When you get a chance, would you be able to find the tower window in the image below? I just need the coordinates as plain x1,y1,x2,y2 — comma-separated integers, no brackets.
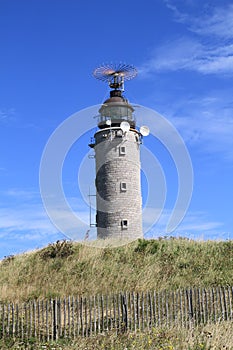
120,182,127,192
121,220,128,229
119,146,126,155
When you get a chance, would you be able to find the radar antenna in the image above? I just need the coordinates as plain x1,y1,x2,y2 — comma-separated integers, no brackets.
93,63,137,91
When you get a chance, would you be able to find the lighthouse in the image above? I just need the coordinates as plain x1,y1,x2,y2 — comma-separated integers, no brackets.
90,64,148,240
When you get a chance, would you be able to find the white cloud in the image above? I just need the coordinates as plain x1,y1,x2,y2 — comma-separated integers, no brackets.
161,94,233,159
189,5,233,39
164,1,233,39
0,189,94,243
0,189,97,259
0,206,58,234
139,3,233,159
163,0,190,24
144,208,227,240
197,53,233,74
0,108,15,124
141,3,233,75
140,37,233,75
0,189,53,234
3,188,39,200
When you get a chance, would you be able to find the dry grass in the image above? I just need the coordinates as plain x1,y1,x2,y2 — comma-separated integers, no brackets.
0,238,233,349
0,238,233,303
0,322,232,349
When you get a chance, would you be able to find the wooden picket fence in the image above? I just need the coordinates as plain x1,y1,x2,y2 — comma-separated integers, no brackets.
0,287,232,341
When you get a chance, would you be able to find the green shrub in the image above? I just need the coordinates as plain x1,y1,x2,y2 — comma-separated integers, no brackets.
39,240,74,260
134,238,159,254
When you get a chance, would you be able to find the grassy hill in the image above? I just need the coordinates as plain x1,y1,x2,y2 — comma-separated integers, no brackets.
1,237,233,349
1,237,233,303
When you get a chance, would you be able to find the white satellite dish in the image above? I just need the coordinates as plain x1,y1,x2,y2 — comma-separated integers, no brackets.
106,119,111,126
120,121,130,133
140,125,150,136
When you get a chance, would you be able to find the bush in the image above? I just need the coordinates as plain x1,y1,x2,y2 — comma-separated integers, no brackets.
39,240,74,260
134,239,159,254
2,255,15,265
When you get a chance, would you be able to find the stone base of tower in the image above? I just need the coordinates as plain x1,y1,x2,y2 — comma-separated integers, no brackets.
96,211,143,240
97,229,143,241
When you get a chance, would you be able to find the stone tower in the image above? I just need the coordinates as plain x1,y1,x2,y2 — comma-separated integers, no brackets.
91,64,144,240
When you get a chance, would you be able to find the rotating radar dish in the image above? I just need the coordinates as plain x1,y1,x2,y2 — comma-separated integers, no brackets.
93,63,137,91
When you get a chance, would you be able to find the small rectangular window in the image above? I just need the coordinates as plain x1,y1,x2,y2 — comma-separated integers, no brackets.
121,219,128,229
119,146,126,155
120,182,127,192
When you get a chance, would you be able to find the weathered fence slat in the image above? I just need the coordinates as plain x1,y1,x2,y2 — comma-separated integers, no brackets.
148,291,152,329
153,291,157,326
157,291,161,326
75,297,79,337
228,287,233,321
2,304,5,337
37,300,40,341
1,287,233,341
16,303,19,337
113,294,116,331
222,287,228,321
97,295,101,334
165,290,169,327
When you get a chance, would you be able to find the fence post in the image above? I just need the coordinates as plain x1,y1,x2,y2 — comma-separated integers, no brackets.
218,286,224,321
153,291,157,327
37,300,40,341
186,289,194,328
80,297,84,337
149,292,153,329
16,304,19,339
171,291,175,325
75,297,80,337
113,294,117,333
33,300,37,338
68,296,71,338
1,287,233,342
121,293,127,332
141,292,144,330
101,295,104,333
165,291,169,327
228,287,233,320
109,294,113,331
97,295,101,334
145,292,149,331
89,296,92,336
106,295,109,332
222,287,228,321
136,292,140,330
132,292,136,332
215,287,219,321
53,299,57,340
93,295,97,335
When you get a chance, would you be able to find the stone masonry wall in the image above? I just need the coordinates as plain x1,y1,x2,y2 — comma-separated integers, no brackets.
94,128,143,239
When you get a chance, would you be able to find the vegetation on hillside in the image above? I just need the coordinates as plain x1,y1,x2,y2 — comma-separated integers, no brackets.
0,237,233,303
0,322,233,349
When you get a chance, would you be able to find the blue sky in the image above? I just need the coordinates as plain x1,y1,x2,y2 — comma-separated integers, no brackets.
1,0,233,259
